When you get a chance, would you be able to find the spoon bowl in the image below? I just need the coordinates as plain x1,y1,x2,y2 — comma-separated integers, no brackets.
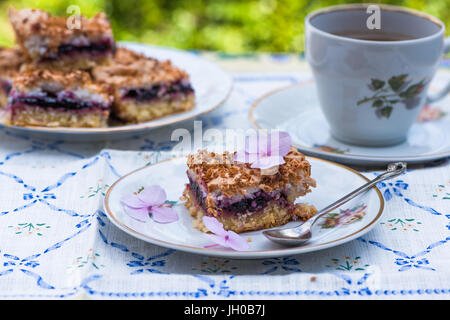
263,226,312,246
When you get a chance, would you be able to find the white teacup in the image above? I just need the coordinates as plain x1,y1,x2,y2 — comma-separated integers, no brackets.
305,4,450,147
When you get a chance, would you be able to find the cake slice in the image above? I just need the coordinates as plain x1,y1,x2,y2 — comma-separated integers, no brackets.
0,47,25,108
6,68,112,127
9,7,115,70
92,47,195,123
183,148,317,234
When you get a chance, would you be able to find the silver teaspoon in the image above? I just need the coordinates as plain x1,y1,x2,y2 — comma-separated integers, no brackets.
262,162,407,246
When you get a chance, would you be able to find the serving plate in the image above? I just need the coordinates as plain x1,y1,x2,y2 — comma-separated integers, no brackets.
103,156,384,259
1,42,233,141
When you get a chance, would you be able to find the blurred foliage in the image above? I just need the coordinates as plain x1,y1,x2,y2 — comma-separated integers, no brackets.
0,0,449,53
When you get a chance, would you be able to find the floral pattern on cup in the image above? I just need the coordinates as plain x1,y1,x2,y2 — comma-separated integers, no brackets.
416,105,446,123
357,74,427,119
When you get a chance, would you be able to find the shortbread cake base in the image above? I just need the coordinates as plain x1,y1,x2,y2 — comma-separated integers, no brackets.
10,106,109,128
183,187,317,234
32,56,113,71
0,90,8,108
113,94,195,123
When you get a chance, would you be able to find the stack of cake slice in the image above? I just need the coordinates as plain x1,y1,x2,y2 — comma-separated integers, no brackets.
1,7,195,128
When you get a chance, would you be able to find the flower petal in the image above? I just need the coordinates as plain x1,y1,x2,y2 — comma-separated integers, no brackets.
123,206,151,222
269,131,292,157
226,231,250,251
202,217,249,251
202,216,227,236
233,150,250,163
250,155,285,170
137,185,167,206
205,234,229,248
120,194,147,208
245,134,263,154
150,206,179,223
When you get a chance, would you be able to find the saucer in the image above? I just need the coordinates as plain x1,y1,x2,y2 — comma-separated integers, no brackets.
250,81,450,166
104,156,383,259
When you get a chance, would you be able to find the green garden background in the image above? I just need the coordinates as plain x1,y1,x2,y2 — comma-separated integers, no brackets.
1,0,449,53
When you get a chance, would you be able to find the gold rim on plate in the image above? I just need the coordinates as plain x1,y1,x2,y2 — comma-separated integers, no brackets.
103,155,384,256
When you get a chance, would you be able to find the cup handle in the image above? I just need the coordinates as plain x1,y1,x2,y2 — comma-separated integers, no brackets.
426,37,450,103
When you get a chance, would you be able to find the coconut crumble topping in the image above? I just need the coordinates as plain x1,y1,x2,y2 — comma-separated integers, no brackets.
9,7,114,51
186,147,316,197
92,48,190,87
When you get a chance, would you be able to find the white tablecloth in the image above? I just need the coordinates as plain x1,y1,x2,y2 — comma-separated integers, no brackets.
0,55,449,299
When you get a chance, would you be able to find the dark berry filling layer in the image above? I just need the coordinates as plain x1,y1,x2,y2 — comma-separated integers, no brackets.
0,79,11,95
188,175,207,209
217,191,288,215
58,38,116,56
122,80,194,102
40,38,115,61
10,91,109,111
187,175,288,216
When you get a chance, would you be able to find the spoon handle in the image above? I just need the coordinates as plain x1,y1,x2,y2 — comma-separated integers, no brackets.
304,162,407,228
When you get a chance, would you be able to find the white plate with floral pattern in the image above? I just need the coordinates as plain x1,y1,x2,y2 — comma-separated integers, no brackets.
250,80,450,166
103,156,384,259
1,42,232,141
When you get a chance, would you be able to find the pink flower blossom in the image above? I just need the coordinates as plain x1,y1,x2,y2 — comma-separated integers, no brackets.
234,131,292,169
202,216,249,251
120,185,178,223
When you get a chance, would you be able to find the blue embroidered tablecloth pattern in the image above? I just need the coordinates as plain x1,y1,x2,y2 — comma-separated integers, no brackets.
0,54,449,299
